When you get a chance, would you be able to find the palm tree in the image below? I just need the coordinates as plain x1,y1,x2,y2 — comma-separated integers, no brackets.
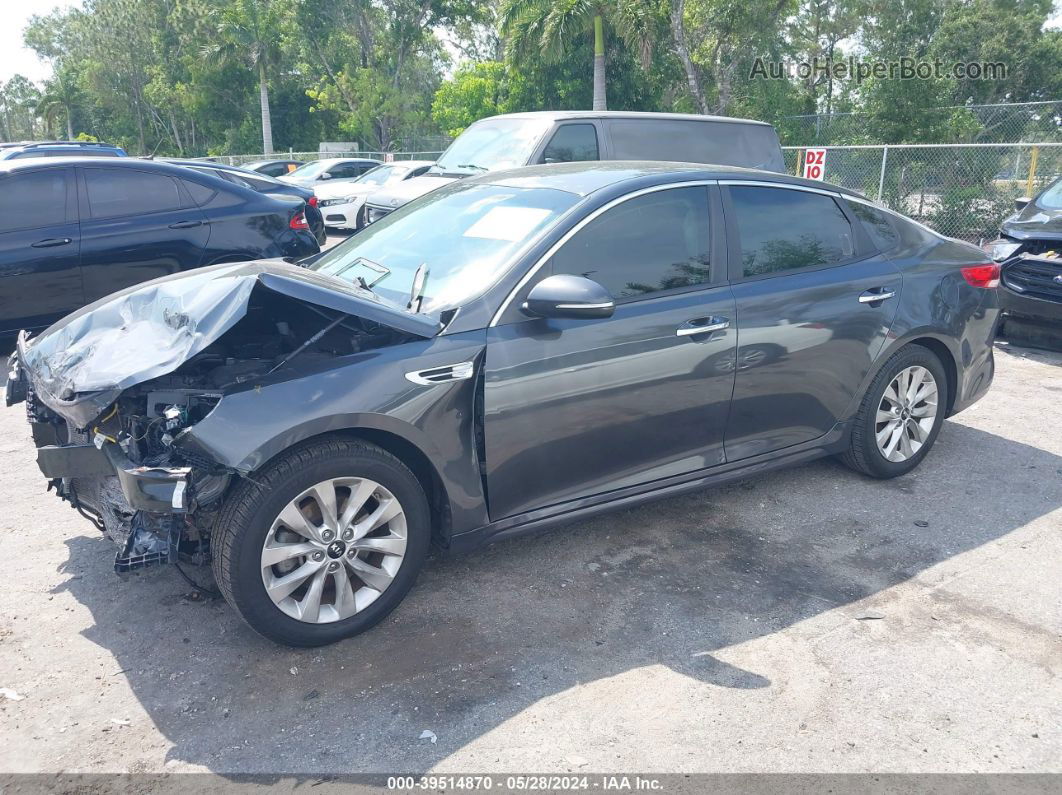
205,0,286,153
500,0,655,111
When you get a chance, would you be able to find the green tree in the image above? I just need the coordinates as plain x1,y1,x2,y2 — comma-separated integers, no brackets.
499,0,657,110
206,0,291,153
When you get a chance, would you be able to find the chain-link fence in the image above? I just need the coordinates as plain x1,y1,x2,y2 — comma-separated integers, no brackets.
784,143,1062,242
777,100,1062,146
208,150,445,167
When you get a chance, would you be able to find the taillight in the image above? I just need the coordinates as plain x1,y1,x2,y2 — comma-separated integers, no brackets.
307,196,318,208
960,263,1000,288
289,210,309,230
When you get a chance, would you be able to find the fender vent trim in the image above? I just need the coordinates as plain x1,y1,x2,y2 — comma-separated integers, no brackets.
405,361,475,386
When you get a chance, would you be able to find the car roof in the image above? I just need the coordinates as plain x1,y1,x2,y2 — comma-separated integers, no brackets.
0,156,221,179
383,160,435,169
471,161,864,199
311,157,383,166
482,110,775,128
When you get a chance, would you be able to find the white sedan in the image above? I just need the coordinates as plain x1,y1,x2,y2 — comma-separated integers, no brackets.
316,160,435,230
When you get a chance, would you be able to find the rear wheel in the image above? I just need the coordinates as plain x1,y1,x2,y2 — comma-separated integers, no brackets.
840,345,949,478
211,438,430,646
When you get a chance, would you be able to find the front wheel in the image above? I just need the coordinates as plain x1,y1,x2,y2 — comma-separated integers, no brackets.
840,345,949,478
211,438,430,647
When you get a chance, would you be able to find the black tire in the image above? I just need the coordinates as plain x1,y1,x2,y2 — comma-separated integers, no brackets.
840,344,949,479
211,437,430,647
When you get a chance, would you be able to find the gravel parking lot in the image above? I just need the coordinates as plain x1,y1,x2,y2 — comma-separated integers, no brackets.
0,340,1059,775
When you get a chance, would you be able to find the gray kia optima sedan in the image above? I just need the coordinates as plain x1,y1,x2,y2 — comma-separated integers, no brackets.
7,162,1000,647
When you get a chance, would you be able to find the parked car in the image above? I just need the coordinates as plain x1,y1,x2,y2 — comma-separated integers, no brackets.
983,178,1062,348
163,159,327,245
278,157,383,189
0,141,127,160
0,157,319,334
242,159,305,177
7,162,999,647
316,160,434,231
362,110,785,225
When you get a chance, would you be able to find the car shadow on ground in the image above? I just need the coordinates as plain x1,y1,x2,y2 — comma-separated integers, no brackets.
52,419,1062,773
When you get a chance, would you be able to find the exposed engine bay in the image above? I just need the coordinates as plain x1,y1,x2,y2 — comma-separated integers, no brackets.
21,282,418,574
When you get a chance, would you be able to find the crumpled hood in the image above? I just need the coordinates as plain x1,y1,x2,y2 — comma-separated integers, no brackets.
19,259,440,427
1001,204,1062,241
365,174,458,209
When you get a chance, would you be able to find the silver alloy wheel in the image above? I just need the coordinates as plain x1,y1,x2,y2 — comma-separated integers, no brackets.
875,365,939,463
260,477,407,623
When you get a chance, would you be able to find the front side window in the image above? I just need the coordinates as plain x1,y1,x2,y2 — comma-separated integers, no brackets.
85,169,182,218
729,186,854,278
0,170,69,231
310,182,577,314
551,187,711,300
541,124,599,163
327,163,362,179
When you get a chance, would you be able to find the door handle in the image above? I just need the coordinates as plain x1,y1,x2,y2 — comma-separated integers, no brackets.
676,317,730,336
858,288,896,304
31,237,72,248
168,220,203,229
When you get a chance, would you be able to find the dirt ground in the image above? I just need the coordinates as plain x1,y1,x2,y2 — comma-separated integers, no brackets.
0,341,1059,775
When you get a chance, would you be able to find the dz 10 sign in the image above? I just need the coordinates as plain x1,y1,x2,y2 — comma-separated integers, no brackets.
803,148,827,180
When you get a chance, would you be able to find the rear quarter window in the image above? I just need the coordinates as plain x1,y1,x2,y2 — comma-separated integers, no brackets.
846,200,899,253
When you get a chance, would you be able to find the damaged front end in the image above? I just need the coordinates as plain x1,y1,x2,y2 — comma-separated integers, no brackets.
7,260,438,574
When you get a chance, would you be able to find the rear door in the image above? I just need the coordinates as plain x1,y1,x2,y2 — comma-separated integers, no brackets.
720,182,902,461
77,165,210,303
0,166,82,332
483,184,736,520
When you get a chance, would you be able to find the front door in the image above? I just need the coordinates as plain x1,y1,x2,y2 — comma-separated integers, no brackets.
483,184,737,520
721,183,902,461
0,166,82,332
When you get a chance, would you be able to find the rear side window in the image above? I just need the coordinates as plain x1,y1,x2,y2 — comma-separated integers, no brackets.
608,120,784,171
846,200,899,253
728,186,854,277
85,168,182,218
541,124,599,163
0,170,69,231
551,186,711,299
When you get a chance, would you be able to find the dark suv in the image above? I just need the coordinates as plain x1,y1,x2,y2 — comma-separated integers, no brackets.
0,157,319,334
0,141,127,160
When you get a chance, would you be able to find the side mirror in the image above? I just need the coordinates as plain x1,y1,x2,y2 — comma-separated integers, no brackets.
319,172,333,180
522,274,614,320
1014,196,1031,212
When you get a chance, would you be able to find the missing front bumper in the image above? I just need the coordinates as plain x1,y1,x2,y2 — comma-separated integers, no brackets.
36,442,191,513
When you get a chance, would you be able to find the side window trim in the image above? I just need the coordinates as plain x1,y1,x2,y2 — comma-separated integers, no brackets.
490,180,720,327
720,181,872,283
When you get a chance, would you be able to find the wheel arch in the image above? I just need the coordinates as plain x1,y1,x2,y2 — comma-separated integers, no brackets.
850,331,961,422
235,418,454,546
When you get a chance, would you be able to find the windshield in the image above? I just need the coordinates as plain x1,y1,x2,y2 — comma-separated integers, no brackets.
287,160,331,179
1036,178,1062,210
309,182,578,313
355,165,407,187
431,118,552,177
